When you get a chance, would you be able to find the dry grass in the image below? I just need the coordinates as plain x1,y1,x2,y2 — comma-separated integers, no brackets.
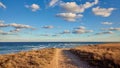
0,48,56,68
70,43,120,68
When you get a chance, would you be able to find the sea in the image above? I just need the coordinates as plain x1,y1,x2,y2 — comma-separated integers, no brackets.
0,42,106,54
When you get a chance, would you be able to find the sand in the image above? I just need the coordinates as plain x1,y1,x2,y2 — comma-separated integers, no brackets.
0,43,120,68
70,43,120,68
56,49,94,68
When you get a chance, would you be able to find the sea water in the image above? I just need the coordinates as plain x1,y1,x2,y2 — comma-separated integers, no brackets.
0,42,105,54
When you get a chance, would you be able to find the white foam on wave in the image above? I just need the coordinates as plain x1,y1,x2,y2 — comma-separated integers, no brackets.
31,46,46,50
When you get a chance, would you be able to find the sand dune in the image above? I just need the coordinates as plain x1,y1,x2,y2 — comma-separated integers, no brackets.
70,43,120,68
0,43,120,68
0,48,56,68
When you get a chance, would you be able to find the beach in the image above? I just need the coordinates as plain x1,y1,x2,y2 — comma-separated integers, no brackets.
0,43,120,68
0,0,120,68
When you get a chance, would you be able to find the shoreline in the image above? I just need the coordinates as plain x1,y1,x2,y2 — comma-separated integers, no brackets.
0,43,120,68
0,42,109,55
0,43,119,55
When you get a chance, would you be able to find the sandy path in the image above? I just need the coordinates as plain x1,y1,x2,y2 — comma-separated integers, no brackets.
55,49,95,68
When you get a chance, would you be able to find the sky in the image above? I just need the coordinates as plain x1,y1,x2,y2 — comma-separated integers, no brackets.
0,0,120,42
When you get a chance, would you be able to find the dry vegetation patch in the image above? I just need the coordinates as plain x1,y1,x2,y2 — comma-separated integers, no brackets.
70,43,120,68
0,48,56,68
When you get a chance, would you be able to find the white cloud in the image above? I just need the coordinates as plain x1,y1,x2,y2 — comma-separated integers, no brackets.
102,27,120,31
49,0,59,7
84,0,98,8
56,13,83,22
75,26,86,30
0,31,17,35
10,28,21,33
60,0,98,13
57,0,98,22
42,25,54,29
0,21,34,30
73,29,93,34
72,26,93,34
25,4,40,12
10,23,32,29
0,2,6,9
92,7,115,17
61,30,70,34
0,21,35,35
95,31,113,35
102,22,112,25
0,21,9,27
94,0,99,4
60,2,84,13
0,30,10,35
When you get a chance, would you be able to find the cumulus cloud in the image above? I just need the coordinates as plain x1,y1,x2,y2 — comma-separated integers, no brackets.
102,22,112,25
74,26,86,30
25,4,40,12
60,0,98,13
57,0,98,22
10,28,21,33
0,31,17,35
0,20,35,35
0,2,6,9
10,23,33,29
92,7,115,17
95,31,113,35
49,0,59,7
72,26,93,34
39,34,60,37
0,21,34,29
102,27,120,31
61,30,70,34
0,21,9,27
56,13,83,22
0,30,11,35
42,25,54,29
73,29,93,34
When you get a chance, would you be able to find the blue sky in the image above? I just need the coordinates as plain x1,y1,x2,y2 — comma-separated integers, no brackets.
0,0,120,42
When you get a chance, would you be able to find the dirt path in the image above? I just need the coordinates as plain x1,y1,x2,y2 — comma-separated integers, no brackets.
55,49,95,68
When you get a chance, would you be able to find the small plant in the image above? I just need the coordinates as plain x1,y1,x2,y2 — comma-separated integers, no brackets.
0,48,56,68
70,43,120,68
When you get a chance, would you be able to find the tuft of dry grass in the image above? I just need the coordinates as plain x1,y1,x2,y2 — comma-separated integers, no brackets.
70,43,120,68
0,48,56,68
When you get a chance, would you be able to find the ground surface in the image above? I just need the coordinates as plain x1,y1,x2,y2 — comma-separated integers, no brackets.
70,43,120,68
1,43,119,68
55,49,94,68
